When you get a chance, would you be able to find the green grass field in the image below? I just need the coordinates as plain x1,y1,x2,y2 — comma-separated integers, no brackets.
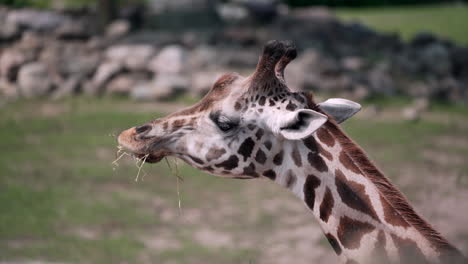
1,97,467,263
336,4,468,45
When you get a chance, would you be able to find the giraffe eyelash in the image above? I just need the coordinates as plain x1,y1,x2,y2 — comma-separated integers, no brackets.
209,111,239,132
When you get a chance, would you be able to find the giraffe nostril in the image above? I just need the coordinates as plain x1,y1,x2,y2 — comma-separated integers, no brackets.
135,124,152,134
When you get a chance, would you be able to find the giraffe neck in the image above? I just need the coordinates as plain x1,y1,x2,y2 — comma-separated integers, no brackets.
269,121,464,264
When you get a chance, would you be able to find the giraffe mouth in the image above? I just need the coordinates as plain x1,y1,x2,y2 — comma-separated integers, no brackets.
135,152,166,164
117,127,168,164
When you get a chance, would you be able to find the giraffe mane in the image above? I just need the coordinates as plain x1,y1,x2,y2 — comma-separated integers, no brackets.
303,91,464,260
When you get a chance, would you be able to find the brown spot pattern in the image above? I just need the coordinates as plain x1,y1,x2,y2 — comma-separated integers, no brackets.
234,102,242,110
303,135,319,153
205,146,227,162
337,216,375,249
171,119,185,132
286,102,297,111
255,129,264,140
320,187,334,223
317,128,335,147
273,150,284,165
318,144,333,161
215,155,239,170
391,234,427,263
238,137,255,161
291,145,302,167
339,151,361,174
255,149,267,164
247,124,256,130
243,163,259,178
373,231,390,263
307,152,328,172
264,141,272,150
259,96,266,106
325,233,342,255
380,194,410,228
188,155,204,165
335,169,379,221
285,170,297,189
263,170,276,180
304,174,321,210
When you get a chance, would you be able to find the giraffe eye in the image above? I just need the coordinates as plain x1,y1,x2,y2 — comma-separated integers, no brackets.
210,111,238,132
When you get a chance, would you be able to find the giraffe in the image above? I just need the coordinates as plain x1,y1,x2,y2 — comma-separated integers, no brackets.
117,40,467,264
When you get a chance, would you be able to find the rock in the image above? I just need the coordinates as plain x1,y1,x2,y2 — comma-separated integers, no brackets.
290,7,335,21
148,45,187,74
216,3,249,23
17,62,52,97
450,47,468,78
0,48,33,81
407,81,430,97
341,56,363,71
105,44,155,71
368,62,394,95
410,32,438,47
91,62,124,94
420,43,451,76
106,20,131,39
188,45,218,70
0,20,20,41
61,54,100,77
402,98,429,122
284,49,322,91
6,9,68,32
51,75,82,100
352,84,371,100
222,49,258,68
18,31,44,52
191,71,224,95
131,74,189,101
402,107,421,122
106,73,148,95
55,19,90,40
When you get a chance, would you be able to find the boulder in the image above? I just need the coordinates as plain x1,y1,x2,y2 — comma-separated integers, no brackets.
105,44,156,71
6,9,69,32
367,62,394,95
148,45,187,74
341,56,363,72
17,62,52,97
60,53,100,77
0,20,20,41
420,43,451,76
0,48,32,81
106,73,148,95
51,75,82,100
91,61,124,94
55,19,90,40
131,74,188,101
188,45,218,70
191,71,224,95
106,20,131,39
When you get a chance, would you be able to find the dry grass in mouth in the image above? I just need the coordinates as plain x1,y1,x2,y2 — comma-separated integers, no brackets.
112,145,183,210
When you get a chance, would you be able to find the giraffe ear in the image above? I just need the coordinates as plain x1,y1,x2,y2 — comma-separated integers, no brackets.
277,109,328,140
318,98,361,124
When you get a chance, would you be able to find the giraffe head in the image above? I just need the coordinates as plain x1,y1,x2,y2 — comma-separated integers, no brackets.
118,40,361,178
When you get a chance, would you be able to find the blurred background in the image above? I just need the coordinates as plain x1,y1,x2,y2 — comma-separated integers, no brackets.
1,0,468,263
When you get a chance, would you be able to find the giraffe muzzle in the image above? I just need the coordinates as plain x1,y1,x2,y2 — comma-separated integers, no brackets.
117,126,168,164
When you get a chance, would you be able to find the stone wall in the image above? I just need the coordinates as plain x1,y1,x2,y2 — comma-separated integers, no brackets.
1,6,467,104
